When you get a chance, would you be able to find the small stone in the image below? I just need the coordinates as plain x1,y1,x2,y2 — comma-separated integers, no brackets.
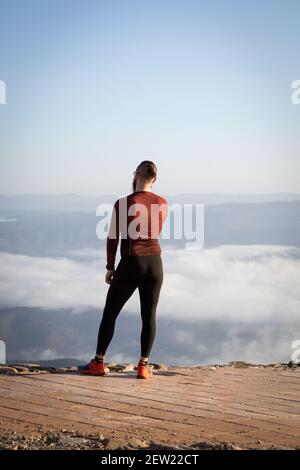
10,363,40,368
150,363,168,371
0,366,19,375
106,362,117,369
111,363,135,372
121,364,135,372
288,360,300,368
128,438,148,449
9,365,30,373
53,368,68,374
65,367,78,373
228,361,253,369
102,437,128,450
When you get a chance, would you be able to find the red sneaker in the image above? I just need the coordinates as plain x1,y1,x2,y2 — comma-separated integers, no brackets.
78,359,108,376
136,362,153,379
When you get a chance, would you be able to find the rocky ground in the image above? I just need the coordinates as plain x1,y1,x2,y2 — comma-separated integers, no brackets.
1,360,299,377
0,429,245,450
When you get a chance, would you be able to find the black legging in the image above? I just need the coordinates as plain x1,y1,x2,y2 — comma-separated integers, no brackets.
96,254,164,358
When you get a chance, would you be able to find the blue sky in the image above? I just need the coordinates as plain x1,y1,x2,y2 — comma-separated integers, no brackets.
0,0,299,195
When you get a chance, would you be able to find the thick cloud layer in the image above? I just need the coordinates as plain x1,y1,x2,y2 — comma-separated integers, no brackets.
161,245,300,323
1,245,299,323
1,245,299,365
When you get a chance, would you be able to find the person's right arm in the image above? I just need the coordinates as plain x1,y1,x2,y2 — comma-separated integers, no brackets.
105,199,120,284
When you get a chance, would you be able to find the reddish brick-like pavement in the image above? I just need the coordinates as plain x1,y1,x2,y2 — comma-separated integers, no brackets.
0,365,300,449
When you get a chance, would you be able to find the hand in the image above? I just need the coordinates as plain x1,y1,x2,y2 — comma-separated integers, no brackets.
105,269,115,285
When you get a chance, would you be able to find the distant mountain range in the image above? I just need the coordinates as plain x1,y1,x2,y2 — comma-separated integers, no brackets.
0,193,300,212
8,358,85,368
0,200,299,256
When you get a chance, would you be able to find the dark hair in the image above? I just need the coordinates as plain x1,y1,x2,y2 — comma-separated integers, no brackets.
136,160,157,180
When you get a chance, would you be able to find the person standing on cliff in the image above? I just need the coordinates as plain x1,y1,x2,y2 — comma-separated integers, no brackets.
79,161,168,379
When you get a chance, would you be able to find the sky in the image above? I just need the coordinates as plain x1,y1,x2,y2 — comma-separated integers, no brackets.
0,0,299,195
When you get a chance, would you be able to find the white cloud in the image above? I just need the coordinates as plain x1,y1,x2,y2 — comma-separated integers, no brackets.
0,217,17,223
160,245,300,323
0,252,107,309
0,245,299,327
174,330,194,344
209,324,300,364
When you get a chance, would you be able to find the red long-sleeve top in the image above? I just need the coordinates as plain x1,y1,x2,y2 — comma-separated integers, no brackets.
106,191,168,270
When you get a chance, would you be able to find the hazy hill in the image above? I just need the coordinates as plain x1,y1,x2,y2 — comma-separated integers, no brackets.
0,193,300,212
0,201,299,257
